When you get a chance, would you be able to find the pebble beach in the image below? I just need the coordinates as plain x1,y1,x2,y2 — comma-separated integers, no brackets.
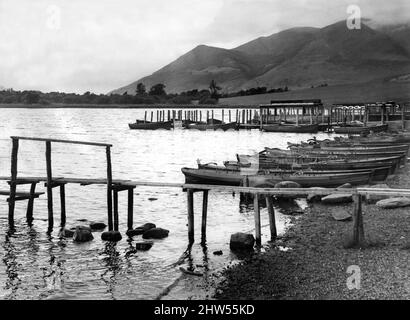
214,168,410,300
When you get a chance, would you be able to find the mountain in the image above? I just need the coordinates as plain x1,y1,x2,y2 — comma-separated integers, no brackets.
375,23,410,54
111,21,410,94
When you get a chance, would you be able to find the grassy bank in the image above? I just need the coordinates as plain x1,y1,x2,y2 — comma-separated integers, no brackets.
220,80,410,106
215,169,410,300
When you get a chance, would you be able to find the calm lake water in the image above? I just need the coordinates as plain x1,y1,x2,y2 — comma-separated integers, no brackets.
0,108,333,300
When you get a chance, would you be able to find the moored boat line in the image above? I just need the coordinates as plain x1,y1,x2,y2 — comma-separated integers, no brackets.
182,132,410,187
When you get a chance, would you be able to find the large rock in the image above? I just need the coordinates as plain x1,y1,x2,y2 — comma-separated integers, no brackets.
73,226,94,242
274,181,301,189
376,197,410,209
331,210,352,221
321,194,353,204
101,231,122,242
365,184,391,204
230,233,255,250
89,222,107,231
274,181,302,199
142,228,169,239
126,223,156,237
135,241,154,251
59,228,75,238
307,187,328,203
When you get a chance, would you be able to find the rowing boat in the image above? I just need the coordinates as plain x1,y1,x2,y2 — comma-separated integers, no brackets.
261,123,319,133
185,122,239,131
333,124,388,134
128,120,174,130
181,167,373,187
201,163,390,182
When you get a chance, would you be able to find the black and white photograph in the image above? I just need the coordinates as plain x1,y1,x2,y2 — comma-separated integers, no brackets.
0,0,409,307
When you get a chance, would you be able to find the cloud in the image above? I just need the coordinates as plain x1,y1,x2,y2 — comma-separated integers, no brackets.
0,0,408,93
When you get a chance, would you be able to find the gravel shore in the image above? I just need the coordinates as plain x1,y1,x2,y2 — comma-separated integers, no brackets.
215,169,410,300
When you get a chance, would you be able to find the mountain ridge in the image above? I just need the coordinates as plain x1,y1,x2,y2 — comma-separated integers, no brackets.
111,20,410,95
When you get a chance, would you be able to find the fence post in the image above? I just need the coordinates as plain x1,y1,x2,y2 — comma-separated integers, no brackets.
60,184,66,227
351,193,365,247
106,146,113,231
187,189,194,244
8,138,19,229
254,193,261,245
265,195,277,240
45,141,54,232
201,190,209,244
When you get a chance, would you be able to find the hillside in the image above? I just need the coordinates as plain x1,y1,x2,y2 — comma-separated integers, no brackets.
111,20,410,95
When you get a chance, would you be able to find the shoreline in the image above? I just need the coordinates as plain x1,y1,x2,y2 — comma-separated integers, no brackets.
0,103,259,109
213,169,410,300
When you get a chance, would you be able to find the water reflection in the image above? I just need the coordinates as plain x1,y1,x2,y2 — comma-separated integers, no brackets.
2,234,21,299
100,242,122,299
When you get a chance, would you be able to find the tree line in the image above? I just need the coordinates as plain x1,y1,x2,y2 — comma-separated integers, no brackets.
0,80,289,105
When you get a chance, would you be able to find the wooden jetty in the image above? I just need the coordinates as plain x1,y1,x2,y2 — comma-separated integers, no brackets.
1,136,408,249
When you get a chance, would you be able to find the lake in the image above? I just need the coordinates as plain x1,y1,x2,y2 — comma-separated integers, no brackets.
0,108,333,300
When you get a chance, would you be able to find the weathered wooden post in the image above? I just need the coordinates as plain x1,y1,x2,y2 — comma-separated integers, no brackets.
187,189,194,244
127,187,134,231
265,195,277,240
60,183,66,227
113,189,119,231
26,182,37,225
144,111,147,123
229,110,231,123
253,193,261,246
351,193,365,247
8,137,19,228
222,109,225,123
150,111,153,122
45,141,54,232
201,190,208,244
106,146,113,231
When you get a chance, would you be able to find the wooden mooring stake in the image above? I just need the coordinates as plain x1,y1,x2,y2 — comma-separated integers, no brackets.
45,141,54,232
106,146,114,231
265,195,277,240
8,138,19,229
253,193,261,245
187,189,194,244
351,193,365,247
201,190,208,244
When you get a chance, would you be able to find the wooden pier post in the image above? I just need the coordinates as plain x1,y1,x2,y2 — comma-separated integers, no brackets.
351,193,365,247
26,182,37,225
201,190,208,244
106,146,113,231
144,111,147,123
150,111,153,122
187,189,194,244
8,138,19,228
127,187,134,231
45,141,54,232
253,193,261,246
229,110,231,123
113,189,119,231
60,184,66,227
265,195,277,240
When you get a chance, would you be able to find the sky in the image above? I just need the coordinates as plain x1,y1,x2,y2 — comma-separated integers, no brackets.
0,0,409,94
